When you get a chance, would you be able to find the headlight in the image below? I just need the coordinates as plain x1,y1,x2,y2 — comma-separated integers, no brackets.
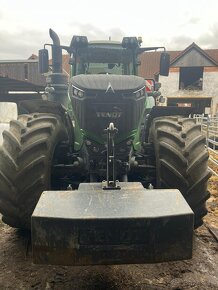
72,86,85,98
133,86,145,98
85,139,92,146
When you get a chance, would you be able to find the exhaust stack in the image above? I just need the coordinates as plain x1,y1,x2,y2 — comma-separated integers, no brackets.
49,28,62,73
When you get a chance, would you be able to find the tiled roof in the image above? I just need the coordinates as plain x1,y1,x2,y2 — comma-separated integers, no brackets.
204,49,218,63
138,51,180,78
28,54,38,60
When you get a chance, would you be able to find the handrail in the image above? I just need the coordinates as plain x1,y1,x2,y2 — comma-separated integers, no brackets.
194,114,218,177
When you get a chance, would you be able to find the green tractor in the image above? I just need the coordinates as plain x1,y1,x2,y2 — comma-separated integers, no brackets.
0,29,211,265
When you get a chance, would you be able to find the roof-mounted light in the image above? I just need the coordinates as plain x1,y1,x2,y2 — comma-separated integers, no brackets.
122,37,139,49
70,35,88,49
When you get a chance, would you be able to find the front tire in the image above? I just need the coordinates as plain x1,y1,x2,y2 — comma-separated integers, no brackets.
0,113,69,229
149,116,211,228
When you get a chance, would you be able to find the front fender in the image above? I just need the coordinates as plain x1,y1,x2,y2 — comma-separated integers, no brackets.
144,106,193,142
18,99,67,116
18,99,74,146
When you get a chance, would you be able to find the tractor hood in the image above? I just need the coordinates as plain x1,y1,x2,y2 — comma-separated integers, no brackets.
70,74,145,93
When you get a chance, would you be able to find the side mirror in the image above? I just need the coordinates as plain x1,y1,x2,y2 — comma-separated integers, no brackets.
160,52,170,76
38,49,49,74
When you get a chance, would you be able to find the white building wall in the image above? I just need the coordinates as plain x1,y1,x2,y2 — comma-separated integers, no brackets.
159,72,179,97
203,72,218,116
159,71,218,116
0,102,18,145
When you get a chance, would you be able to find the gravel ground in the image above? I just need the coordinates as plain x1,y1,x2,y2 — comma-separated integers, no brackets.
0,177,217,290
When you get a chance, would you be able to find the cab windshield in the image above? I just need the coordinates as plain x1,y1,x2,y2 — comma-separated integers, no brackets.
73,46,134,75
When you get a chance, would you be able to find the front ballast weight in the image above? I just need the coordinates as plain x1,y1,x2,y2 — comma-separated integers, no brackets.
32,183,194,266
31,121,194,266
102,122,121,190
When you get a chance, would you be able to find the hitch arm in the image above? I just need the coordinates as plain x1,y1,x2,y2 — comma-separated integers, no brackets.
102,123,120,190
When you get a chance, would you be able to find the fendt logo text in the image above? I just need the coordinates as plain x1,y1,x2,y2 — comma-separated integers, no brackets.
96,111,122,118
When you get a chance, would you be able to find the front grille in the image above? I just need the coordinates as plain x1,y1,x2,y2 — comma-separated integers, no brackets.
71,93,145,141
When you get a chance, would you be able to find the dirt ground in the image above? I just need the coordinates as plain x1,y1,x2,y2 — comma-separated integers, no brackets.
0,177,217,290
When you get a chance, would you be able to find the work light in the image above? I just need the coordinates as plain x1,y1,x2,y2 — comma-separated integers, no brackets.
122,37,139,49
70,35,88,49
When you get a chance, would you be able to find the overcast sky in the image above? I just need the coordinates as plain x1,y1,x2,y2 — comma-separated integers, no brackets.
1,0,218,59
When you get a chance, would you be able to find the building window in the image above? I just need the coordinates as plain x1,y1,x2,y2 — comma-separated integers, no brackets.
24,63,28,80
179,67,203,90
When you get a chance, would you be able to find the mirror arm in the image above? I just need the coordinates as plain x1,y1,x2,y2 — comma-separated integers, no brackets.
44,43,71,53
137,46,166,55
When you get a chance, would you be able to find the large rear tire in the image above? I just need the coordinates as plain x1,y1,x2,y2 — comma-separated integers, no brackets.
149,116,211,228
0,113,69,229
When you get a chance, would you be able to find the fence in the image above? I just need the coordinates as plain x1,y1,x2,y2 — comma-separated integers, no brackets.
195,115,218,177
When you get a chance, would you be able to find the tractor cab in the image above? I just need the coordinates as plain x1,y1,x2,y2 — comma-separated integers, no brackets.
70,40,134,76
68,36,170,77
